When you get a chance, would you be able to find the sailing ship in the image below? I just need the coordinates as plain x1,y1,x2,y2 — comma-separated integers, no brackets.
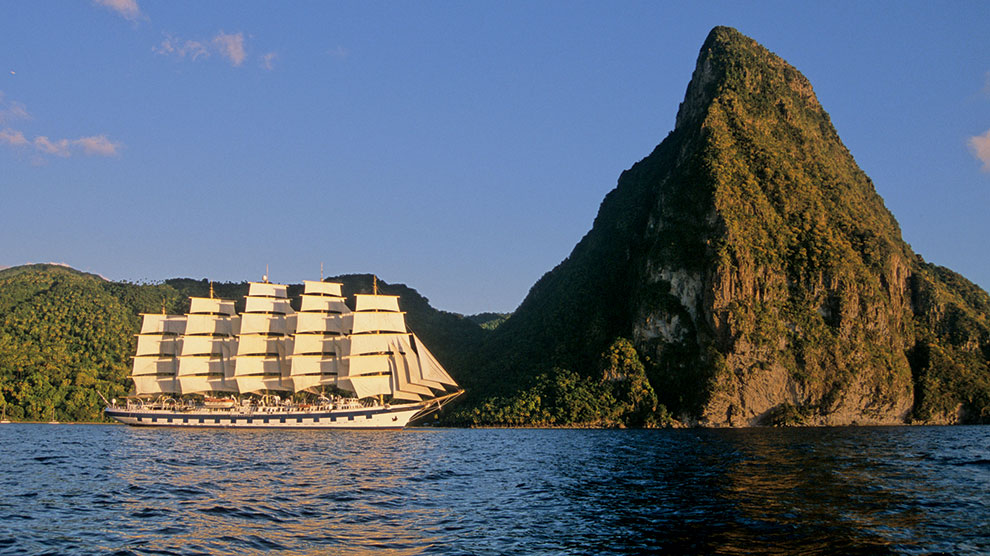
104,277,462,429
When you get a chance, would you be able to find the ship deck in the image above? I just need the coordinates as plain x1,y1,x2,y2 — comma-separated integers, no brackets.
105,402,426,429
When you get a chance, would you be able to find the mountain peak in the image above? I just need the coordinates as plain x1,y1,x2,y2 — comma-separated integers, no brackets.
675,26,819,131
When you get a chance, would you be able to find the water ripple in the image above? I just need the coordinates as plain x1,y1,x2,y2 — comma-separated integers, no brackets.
1,425,989,554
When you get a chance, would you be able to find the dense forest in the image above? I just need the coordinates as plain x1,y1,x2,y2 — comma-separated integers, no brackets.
0,265,177,421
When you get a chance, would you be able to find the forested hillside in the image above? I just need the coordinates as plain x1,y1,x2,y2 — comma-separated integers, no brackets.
0,265,179,421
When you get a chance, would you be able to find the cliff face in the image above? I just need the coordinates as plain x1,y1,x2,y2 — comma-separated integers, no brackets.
637,27,920,426
470,26,990,426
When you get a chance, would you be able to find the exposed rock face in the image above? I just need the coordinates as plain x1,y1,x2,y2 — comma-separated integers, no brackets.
474,26,990,426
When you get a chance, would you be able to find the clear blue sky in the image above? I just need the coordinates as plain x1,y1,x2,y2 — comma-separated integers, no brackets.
2,1,989,314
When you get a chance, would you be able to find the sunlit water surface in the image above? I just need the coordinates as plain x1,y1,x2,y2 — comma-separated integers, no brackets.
1,425,988,555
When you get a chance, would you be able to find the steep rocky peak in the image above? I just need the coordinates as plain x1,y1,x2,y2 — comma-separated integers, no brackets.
675,26,821,131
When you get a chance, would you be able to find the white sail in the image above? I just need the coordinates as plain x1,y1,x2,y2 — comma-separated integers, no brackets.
288,373,323,392
189,297,236,315
236,335,284,356
244,296,293,315
300,295,349,313
296,313,348,334
387,337,437,394
247,281,289,298
139,313,166,334
133,375,177,395
177,375,226,395
292,334,342,355
412,334,458,387
389,344,433,398
179,335,230,356
354,294,400,313
289,354,339,393
393,335,444,391
234,375,288,394
343,354,391,377
290,355,338,374
184,314,237,336
135,335,177,356
351,312,406,334
232,356,284,376
239,313,288,335
176,356,227,376
132,356,176,376
303,280,343,296
139,314,185,335
338,374,393,399
349,333,408,355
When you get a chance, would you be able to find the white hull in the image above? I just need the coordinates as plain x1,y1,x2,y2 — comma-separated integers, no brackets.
105,403,427,430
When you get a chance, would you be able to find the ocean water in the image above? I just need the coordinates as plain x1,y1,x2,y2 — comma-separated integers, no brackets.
0,425,988,555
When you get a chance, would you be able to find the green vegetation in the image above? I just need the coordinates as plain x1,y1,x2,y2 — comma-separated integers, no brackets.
467,312,511,331
448,338,669,427
0,265,168,422
906,262,990,423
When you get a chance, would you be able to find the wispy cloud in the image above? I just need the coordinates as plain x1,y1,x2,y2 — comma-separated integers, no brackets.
0,92,30,124
155,31,250,67
261,52,277,71
153,33,209,61
0,94,121,161
74,135,121,156
93,0,142,21
213,31,246,66
969,130,990,172
0,128,28,147
23,133,122,158
34,136,71,157
328,46,349,60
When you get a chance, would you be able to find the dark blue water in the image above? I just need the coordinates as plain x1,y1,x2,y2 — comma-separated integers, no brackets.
0,425,988,555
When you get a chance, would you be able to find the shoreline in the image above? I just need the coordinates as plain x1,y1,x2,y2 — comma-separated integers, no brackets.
0,420,977,429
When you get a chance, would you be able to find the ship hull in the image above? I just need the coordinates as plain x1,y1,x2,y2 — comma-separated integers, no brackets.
104,403,426,430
